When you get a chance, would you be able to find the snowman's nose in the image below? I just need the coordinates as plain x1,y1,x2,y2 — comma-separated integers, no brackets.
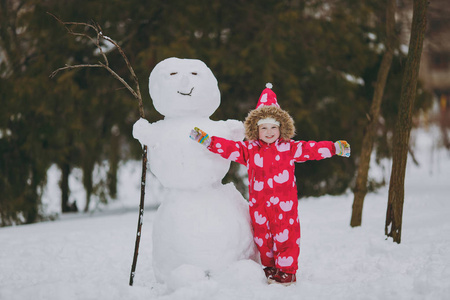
180,75,190,87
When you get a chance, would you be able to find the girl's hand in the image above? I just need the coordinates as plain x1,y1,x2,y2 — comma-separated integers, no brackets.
190,127,211,147
335,140,351,157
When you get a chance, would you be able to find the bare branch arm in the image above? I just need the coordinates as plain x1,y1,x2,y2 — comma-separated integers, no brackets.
50,64,103,78
101,34,143,115
47,12,144,117
100,62,140,101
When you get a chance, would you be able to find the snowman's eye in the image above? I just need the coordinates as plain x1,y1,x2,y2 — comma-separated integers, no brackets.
170,72,178,76
191,72,198,75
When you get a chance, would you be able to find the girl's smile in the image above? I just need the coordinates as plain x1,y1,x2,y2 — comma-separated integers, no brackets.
258,123,280,144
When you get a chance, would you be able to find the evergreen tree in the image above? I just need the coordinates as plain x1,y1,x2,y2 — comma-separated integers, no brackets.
0,0,434,226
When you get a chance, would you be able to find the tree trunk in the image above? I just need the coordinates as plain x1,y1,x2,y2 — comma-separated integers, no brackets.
108,126,120,199
83,158,95,213
385,0,428,243
351,0,396,227
60,162,71,213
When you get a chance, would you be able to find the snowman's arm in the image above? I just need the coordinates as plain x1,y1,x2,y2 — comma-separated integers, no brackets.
132,118,156,147
207,136,248,166
223,119,245,141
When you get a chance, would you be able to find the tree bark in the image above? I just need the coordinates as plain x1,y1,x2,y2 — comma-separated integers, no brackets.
108,129,119,199
385,0,428,243
351,0,396,227
82,158,95,213
60,162,71,213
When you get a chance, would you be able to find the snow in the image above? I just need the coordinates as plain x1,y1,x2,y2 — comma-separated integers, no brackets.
1,126,449,300
342,73,365,86
2,54,449,299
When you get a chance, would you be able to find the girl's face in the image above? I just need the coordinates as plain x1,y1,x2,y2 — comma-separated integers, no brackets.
258,123,280,144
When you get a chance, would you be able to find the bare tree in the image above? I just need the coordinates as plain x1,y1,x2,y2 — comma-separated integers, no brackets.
385,0,428,243
351,0,397,227
48,13,148,284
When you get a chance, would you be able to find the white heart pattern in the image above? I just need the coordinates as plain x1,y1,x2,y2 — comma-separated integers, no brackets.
254,153,263,167
274,170,289,184
253,180,264,191
254,211,267,225
270,196,279,205
275,229,289,243
228,151,240,161
267,178,273,188
277,256,294,267
276,142,290,152
318,148,332,158
294,143,303,158
280,200,294,212
260,93,268,103
254,237,264,247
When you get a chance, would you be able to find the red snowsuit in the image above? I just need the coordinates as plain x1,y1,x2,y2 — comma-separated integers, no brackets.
207,137,336,273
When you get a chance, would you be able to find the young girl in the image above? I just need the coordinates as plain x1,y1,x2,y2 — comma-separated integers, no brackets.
190,83,350,285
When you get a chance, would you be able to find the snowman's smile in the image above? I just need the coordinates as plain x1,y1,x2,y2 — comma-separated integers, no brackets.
177,87,194,96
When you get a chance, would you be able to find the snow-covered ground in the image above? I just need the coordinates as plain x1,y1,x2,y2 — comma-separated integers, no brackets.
1,127,449,300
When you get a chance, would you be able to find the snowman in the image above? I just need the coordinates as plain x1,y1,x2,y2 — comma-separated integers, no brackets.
133,57,257,286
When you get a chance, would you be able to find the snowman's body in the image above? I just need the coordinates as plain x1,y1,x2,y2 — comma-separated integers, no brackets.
133,58,256,284
145,117,238,190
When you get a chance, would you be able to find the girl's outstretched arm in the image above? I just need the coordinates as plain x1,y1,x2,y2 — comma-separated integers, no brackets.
190,127,249,165
291,140,351,162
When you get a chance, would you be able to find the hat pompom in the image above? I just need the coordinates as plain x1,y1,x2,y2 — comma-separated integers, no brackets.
266,82,273,89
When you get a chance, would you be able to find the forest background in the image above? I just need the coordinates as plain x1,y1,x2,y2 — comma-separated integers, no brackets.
0,0,443,226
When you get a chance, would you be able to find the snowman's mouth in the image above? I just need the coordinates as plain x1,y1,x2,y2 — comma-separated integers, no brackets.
177,87,194,96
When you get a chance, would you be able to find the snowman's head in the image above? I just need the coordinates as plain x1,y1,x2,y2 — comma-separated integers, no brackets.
149,57,220,118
